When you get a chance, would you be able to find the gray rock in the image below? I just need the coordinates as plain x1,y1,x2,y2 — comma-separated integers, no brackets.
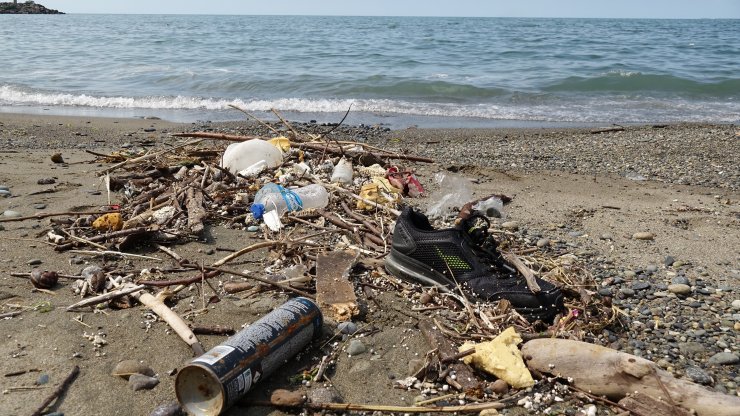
620,288,635,297
678,342,706,355
33,203,47,210
36,373,50,385
27,259,42,266
707,352,739,366
129,374,159,391
671,275,690,285
0,224,4,231
536,238,550,248
309,386,343,404
337,321,358,335
600,233,614,240
646,264,658,274
149,402,185,416
347,339,367,356
112,360,155,379
668,284,691,295
685,366,713,385
598,288,612,297
632,282,651,290
0,185,9,191
568,230,584,237
37,177,56,185
2,210,22,218
731,299,740,310
501,221,519,231
0,189,10,198
664,256,675,266
623,271,636,279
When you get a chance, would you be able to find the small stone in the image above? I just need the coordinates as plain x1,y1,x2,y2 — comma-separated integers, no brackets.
731,299,740,310
632,232,655,240
35,373,50,385
129,374,159,391
568,231,584,237
707,352,739,366
668,284,691,295
501,221,519,231
270,389,305,406
309,386,343,404
678,342,706,355
536,238,550,248
685,366,713,385
490,379,509,394
112,360,155,379
37,177,56,185
347,339,367,356
646,264,658,274
632,282,651,290
2,210,22,218
419,292,434,304
672,275,690,285
664,256,675,266
0,185,9,191
623,270,636,279
50,153,64,163
598,288,612,297
600,232,613,240
0,189,10,198
337,321,357,335
620,288,635,297
247,225,259,232
33,204,47,210
27,259,42,266
149,402,185,416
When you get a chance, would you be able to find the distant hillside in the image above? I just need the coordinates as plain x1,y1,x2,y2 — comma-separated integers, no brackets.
0,1,63,14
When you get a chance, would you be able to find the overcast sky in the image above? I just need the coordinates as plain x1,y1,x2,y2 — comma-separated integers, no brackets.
40,0,740,18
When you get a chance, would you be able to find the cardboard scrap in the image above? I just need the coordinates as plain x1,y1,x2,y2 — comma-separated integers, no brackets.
460,326,534,389
315,250,360,321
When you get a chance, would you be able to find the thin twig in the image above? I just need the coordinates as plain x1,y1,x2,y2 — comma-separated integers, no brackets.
228,104,282,136
0,211,115,223
30,365,80,416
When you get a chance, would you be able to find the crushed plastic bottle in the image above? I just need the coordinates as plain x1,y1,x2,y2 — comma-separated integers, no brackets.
250,183,329,220
330,158,353,184
221,139,282,173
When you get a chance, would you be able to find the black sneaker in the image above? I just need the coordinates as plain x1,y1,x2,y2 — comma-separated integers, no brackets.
385,206,563,321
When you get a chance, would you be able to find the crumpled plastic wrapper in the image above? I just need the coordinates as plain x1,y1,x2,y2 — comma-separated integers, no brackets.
357,177,401,210
460,326,535,388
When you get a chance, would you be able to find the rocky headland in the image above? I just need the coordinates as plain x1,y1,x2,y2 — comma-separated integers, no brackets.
0,1,63,14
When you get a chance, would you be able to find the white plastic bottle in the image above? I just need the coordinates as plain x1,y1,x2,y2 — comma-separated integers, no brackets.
221,139,282,173
251,183,329,219
330,157,353,184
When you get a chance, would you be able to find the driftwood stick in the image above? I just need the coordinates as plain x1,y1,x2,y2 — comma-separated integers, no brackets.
137,270,220,287
102,138,204,174
54,227,150,251
0,211,115,223
130,287,204,356
30,365,80,416
191,325,235,336
250,399,505,413
501,252,541,294
66,284,146,311
206,266,315,299
211,240,279,267
0,310,23,319
270,108,302,140
68,250,162,261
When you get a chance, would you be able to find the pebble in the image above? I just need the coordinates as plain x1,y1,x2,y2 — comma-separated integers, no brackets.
33,203,47,210
632,282,651,290
632,232,655,240
501,221,519,231
149,402,185,416
0,185,9,191
600,232,613,240
490,379,509,394
112,360,155,379
37,177,56,185
347,339,367,356
685,366,713,385
672,275,690,285
679,342,706,355
2,210,22,217
536,238,550,248
0,189,10,197
27,259,42,265
664,256,675,266
337,321,357,335
129,374,159,391
309,386,343,404
731,299,740,310
668,284,691,295
270,389,305,406
36,373,50,385
645,264,658,274
0,224,4,231
620,288,635,297
707,352,739,366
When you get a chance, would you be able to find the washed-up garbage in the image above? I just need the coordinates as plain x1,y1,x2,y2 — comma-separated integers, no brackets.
92,212,123,231
356,177,401,210
473,196,504,218
251,183,329,231
386,166,424,197
330,157,353,184
425,172,473,218
176,297,322,416
460,327,534,389
221,139,282,173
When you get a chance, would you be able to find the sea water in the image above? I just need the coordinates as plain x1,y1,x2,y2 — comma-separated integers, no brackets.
1,14,738,127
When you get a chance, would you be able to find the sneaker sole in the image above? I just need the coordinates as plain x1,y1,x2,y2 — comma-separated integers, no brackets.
385,249,562,321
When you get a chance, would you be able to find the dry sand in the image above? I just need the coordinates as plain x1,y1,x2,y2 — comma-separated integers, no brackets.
0,113,738,415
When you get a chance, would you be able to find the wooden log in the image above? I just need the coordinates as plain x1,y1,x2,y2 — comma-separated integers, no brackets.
522,338,740,416
418,320,480,394
185,187,206,234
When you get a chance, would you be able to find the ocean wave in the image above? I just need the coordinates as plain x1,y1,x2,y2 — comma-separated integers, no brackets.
545,73,740,96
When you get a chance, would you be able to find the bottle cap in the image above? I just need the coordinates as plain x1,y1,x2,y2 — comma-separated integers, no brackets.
250,203,265,219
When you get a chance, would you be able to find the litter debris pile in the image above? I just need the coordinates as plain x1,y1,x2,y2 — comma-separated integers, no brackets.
5,112,734,416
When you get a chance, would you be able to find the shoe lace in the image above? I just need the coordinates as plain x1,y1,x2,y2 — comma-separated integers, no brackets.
460,213,507,271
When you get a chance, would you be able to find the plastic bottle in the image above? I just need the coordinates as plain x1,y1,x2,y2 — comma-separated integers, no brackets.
330,157,353,184
250,183,329,219
221,139,282,173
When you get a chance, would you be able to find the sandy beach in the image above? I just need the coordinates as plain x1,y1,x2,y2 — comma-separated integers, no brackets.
1,113,738,415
